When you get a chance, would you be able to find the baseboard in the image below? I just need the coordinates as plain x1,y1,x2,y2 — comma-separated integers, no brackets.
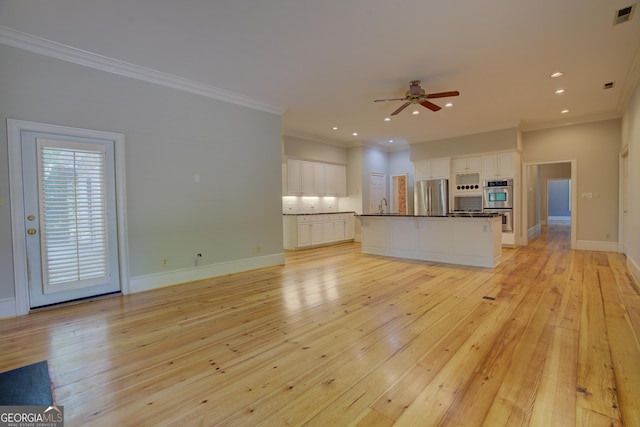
0,297,17,320
130,253,285,294
628,255,640,287
548,216,571,221
528,224,541,239
576,240,619,252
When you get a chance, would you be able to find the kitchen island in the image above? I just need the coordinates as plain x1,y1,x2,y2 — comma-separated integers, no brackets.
358,213,502,268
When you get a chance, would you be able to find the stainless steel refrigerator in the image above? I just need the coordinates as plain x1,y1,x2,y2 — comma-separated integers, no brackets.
414,179,449,216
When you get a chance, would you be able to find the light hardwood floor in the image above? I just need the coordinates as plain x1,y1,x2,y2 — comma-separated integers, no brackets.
1,222,639,426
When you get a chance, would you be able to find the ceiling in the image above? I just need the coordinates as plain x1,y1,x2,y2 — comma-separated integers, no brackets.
1,0,639,149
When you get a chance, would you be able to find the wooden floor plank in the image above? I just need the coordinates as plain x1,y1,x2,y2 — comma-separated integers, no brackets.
0,223,638,426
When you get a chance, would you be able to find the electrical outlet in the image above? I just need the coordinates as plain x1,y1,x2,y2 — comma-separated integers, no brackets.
605,233,610,240
162,257,168,267
252,246,261,254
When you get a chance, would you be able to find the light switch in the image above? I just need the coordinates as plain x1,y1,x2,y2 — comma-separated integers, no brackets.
194,174,201,183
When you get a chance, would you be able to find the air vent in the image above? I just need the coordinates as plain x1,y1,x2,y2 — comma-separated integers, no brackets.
603,82,615,90
614,4,636,25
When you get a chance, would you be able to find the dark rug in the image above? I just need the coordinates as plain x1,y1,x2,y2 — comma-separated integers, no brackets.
0,361,53,406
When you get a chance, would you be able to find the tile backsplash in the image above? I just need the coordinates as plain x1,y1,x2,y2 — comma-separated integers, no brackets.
282,196,339,214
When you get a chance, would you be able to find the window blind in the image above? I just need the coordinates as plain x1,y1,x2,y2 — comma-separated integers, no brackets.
37,142,109,292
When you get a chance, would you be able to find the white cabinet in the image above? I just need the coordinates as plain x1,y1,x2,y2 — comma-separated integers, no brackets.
324,164,347,196
285,159,346,196
482,152,515,179
286,159,302,195
301,161,315,195
414,158,450,180
345,217,355,239
313,163,326,195
283,213,355,250
452,156,481,174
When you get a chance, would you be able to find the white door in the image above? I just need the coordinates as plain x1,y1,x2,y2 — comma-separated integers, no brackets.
370,173,386,213
21,132,121,308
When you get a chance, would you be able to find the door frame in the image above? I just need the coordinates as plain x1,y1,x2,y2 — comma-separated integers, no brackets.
521,159,577,249
619,146,629,254
8,119,130,315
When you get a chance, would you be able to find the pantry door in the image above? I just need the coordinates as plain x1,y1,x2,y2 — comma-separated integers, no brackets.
8,120,129,312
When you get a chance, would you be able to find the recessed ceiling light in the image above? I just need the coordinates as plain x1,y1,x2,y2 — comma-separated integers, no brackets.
555,89,565,94
444,103,453,108
412,110,420,115
352,132,358,136
561,109,570,114
389,140,394,144
332,126,338,130
550,72,564,78
384,117,391,122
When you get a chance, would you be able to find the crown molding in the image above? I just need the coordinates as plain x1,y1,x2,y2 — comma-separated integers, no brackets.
519,111,622,133
0,25,284,116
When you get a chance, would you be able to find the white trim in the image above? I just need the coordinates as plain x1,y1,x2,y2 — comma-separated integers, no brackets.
548,216,571,221
7,119,130,315
0,297,17,319
619,147,629,254
0,25,284,116
576,240,619,253
130,253,285,294
528,224,541,239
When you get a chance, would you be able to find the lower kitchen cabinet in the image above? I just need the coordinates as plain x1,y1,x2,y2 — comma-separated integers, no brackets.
283,213,355,250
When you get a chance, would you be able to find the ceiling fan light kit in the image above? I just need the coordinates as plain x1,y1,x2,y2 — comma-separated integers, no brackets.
374,80,460,116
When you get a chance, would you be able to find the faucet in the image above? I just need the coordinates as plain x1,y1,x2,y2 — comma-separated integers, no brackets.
378,197,388,214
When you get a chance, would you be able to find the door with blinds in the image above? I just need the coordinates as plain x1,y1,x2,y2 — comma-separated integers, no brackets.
22,133,121,308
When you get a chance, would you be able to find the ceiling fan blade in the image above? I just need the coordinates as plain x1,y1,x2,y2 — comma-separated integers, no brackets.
426,91,460,99
374,97,406,102
420,100,442,112
391,102,411,115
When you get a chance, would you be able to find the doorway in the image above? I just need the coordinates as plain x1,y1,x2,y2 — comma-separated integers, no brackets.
522,160,577,248
390,174,408,214
547,179,572,221
8,120,130,314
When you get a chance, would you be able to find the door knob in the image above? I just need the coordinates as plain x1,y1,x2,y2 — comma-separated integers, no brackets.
27,228,37,235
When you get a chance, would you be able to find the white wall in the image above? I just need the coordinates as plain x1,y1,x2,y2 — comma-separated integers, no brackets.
621,80,640,284
0,44,284,308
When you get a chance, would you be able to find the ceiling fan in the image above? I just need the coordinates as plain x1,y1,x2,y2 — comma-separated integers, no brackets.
374,80,460,115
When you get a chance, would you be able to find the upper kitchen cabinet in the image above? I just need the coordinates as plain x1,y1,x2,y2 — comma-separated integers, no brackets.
452,156,481,174
414,158,450,180
286,159,346,196
325,164,347,196
482,152,515,179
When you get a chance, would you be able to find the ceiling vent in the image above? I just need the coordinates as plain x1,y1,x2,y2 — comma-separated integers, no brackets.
614,4,636,25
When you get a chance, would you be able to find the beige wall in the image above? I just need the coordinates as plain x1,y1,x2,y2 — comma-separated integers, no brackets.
282,135,348,165
410,127,519,160
522,119,621,244
0,44,284,304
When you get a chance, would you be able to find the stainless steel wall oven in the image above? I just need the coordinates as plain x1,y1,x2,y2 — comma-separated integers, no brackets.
483,179,513,209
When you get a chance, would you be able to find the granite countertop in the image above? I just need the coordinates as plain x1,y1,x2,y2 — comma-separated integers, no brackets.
283,211,356,216
358,212,499,218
